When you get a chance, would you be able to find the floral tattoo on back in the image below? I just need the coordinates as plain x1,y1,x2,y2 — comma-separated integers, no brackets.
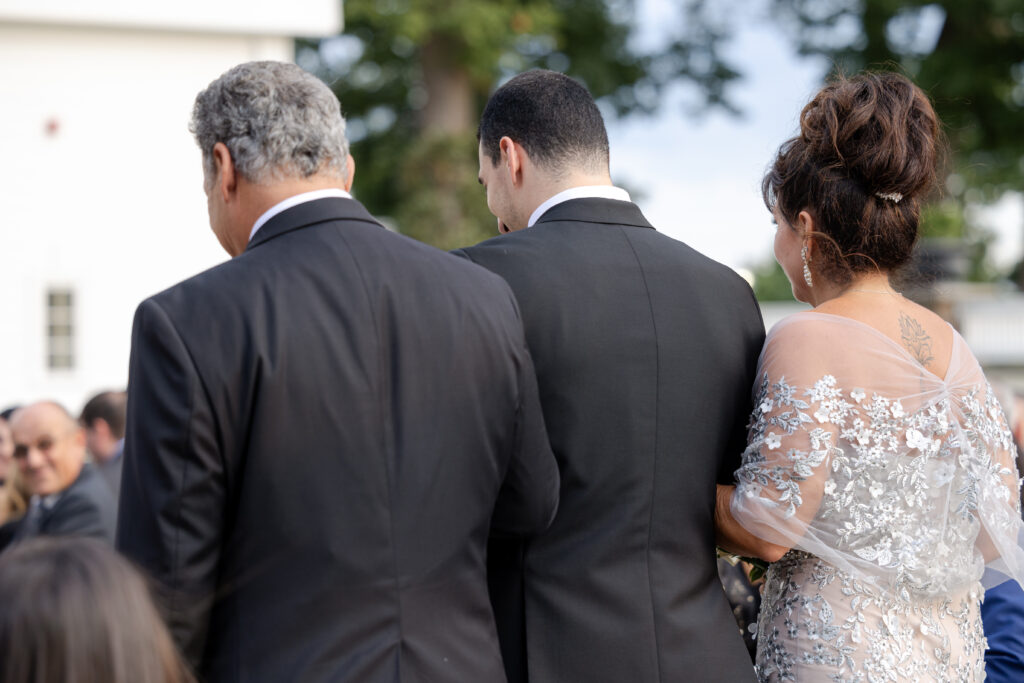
898,312,935,366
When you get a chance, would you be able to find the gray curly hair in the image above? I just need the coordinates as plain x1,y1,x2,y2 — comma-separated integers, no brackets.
190,61,349,186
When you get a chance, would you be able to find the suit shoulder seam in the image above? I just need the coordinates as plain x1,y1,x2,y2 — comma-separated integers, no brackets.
331,229,406,667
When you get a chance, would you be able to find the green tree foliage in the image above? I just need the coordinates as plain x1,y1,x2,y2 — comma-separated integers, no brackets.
751,1,1024,297
298,0,741,249
771,0,1024,201
751,260,798,301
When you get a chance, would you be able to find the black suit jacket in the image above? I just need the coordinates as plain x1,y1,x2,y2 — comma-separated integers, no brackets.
12,463,117,545
117,197,558,683
455,198,764,683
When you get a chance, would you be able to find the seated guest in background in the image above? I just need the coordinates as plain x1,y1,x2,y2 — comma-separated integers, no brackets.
0,410,13,499
0,472,28,553
0,536,193,683
79,389,127,498
0,409,27,551
6,401,116,546
0,408,25,524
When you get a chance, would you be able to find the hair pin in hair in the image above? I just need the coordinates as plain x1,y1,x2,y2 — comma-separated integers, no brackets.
875,191,903,203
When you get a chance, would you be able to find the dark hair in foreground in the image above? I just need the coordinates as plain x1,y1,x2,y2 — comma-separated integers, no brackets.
79,390,127,439
0,538,193,683
478,69,610,177
763,71,942,284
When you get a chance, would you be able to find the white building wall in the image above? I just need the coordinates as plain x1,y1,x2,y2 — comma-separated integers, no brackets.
0,0,340,36
0,5,340,413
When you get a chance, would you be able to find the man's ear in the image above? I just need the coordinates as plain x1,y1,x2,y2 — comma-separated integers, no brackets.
343,154,355,192
499,136,524,187
212,142,237,202
94,418,112,441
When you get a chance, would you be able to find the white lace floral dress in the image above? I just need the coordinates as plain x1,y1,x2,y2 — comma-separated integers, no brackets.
731,312,1024,682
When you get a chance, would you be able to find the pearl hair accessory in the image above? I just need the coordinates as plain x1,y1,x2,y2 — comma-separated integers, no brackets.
801,244,813,287
875,191,903,203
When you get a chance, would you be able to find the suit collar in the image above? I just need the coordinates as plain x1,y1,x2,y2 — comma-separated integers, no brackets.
532,197,654,230
246,197,383,251
248,189,353,242
37,464,92,518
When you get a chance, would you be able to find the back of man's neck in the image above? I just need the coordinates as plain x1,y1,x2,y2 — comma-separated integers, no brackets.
524,171,613,220
242,175,349,227
525,183,630,229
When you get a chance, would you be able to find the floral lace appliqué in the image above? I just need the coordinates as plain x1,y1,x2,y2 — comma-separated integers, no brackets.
736,373,1017,682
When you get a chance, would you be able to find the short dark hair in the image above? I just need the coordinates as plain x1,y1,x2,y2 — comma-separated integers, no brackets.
478,70,609,177
0,537,192,683
763,71,942,284
80,391,127,439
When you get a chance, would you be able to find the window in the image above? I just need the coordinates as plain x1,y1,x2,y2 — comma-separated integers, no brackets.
46,288,74,371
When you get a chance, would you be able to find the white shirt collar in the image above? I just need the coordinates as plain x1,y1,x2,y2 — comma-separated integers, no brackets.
249,188,353,242
527,185,631,228
31,492,62,510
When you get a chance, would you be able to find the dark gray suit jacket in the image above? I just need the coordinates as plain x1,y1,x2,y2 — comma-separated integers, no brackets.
117,197,559,683
455,198,764,683
98,441,124,501
13,463,116,545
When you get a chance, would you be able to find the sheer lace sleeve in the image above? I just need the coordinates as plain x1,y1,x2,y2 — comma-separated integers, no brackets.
731,313,1024,595
960,379,1024,588
731,317,856,573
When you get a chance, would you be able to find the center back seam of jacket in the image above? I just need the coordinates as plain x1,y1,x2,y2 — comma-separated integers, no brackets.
621,227,664,683
336,227,405,675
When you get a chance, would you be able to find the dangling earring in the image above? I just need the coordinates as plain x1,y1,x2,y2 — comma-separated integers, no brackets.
802,244,813,287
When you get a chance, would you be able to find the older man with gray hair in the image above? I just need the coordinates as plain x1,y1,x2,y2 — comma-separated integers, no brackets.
117,61,558,683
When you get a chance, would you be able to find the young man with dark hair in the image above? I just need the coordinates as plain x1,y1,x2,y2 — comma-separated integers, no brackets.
456,69,764,683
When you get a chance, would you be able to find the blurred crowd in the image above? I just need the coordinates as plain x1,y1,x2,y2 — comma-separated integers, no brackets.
0,392,192,681
0,391,125,548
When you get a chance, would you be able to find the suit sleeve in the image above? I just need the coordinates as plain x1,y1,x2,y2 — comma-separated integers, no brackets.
490,301,560,538
116,298,225,669
982,580,1024,682
717,285,766,485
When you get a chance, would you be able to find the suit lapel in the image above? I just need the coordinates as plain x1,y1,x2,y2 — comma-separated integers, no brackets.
532,198,654,230
36,468,85,532
246,197,385,252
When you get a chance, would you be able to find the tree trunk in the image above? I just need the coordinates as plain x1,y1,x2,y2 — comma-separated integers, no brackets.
420,34,475,135
399,32,489,250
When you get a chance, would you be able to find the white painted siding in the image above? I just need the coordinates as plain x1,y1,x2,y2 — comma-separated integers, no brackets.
0,6,340,412
0,0,341,36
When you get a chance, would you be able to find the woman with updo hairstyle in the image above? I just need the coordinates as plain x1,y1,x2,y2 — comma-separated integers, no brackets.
0,537,193,683
715,72,1024,681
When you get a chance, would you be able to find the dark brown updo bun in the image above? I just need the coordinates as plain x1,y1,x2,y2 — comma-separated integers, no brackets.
763,72,942,284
